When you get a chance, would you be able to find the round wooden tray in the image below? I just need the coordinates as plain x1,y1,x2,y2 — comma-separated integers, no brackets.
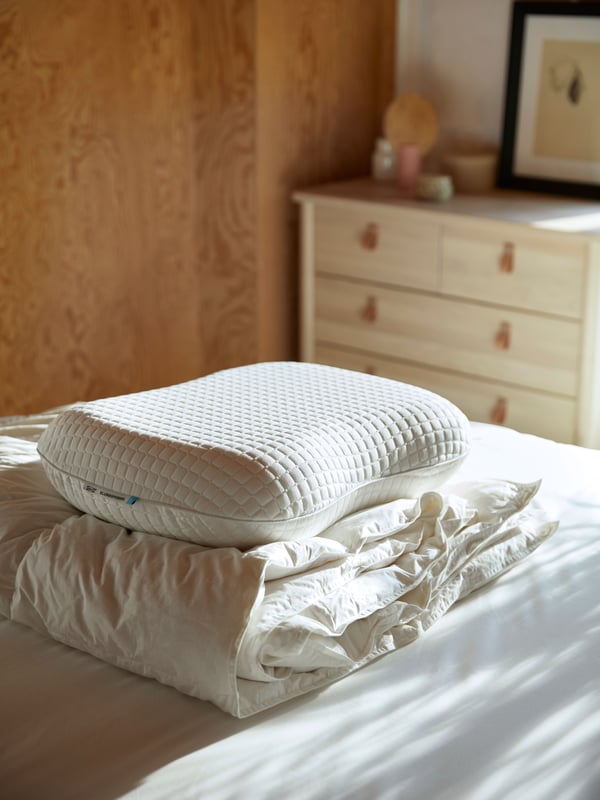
384,93,439,155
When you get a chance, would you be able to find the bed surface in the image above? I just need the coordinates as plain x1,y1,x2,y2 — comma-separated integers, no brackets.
1,422,599,800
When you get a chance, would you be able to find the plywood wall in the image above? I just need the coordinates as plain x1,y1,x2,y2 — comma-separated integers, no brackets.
256,0,395,360
0,0,394,415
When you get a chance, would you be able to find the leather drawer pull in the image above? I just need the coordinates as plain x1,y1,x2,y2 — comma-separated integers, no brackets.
491,397,508,425
361,295,378,323
499,242,514,273
494,321,511,350
360,222,379,251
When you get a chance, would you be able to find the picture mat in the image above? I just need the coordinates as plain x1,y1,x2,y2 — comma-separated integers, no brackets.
514,15,600,183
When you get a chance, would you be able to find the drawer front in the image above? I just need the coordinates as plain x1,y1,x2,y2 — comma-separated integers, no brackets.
441,221,586,318
314,344,577,444
314,202,439,291
315,276,581,396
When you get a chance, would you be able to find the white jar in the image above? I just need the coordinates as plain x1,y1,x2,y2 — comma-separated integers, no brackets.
371,138,396,181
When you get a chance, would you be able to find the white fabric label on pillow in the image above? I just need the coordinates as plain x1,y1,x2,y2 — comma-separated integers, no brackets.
36,362,471,548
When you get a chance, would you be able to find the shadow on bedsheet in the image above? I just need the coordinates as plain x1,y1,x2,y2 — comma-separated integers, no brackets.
0,619,316,800
1,524,599,800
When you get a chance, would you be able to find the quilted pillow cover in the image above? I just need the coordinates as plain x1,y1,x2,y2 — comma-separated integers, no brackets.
37,362,471,548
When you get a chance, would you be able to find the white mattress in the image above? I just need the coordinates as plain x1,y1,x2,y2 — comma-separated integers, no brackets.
1,420,599,799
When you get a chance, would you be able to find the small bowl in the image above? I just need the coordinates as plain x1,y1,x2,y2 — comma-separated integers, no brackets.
415,173,454,203
442,151,498,194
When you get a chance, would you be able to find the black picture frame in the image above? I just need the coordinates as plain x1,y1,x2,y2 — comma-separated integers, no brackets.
498,2,600,199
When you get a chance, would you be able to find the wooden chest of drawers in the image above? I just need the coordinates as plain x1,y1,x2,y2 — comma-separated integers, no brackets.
294,179,600,447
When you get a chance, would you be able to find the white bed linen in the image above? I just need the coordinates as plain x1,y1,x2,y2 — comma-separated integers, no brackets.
1,422,599,800
1,416,553,718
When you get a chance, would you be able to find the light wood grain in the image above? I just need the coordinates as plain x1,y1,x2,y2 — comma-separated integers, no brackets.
0,0,212,412
442,219,586,319
578,239,600,447
0,0,395,414
299,203,316,363
190,0,258,377
314,201,439,291
256,0,396,361
315,275,581,397
293,178,600,235
1,0,142,412
296,179,600,446
315,344,578,443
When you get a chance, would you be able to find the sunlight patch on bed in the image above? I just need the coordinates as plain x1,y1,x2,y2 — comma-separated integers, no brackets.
475,695,600,800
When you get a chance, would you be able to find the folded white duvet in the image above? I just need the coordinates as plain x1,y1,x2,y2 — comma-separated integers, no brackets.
0,415,557,717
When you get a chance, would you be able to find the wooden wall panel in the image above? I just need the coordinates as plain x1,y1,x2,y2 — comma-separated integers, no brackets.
256,0,395,361
190,0,259,375
1,0,143,412
115,0,207,391
0,0,394,415
0,0,259,414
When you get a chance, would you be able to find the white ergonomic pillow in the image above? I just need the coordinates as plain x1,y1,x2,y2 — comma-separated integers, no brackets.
37,362,471,548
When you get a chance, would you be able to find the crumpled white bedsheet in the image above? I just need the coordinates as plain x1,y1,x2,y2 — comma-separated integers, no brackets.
0,413,556,717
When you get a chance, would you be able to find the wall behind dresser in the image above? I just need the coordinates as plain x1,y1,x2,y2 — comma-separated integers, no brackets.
0,0,394,415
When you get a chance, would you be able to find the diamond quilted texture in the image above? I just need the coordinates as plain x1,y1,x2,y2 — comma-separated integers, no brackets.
37,362,471,547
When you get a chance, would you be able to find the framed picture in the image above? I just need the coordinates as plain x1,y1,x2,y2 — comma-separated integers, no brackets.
498,2,600,199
